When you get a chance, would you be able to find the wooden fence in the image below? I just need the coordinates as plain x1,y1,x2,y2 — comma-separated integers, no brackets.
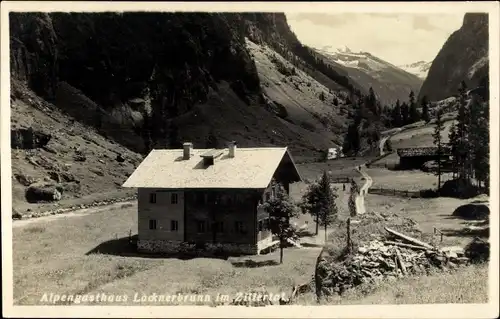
367,187,423,198
330,177,353,184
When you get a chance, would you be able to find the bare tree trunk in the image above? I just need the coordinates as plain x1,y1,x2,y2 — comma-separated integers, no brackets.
438,160,441,191
315,214,319,235
279,240,284,264
324,224,327,243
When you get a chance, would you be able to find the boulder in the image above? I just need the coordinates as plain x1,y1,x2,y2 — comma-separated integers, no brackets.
14,173,36,186
452,203,489,220
25,183,63,203
116,154,126,163
11,127,52,149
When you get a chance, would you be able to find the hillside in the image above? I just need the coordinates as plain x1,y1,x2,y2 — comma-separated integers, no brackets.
10,80,142,211
10,12,372,210
10,12,367,160
398,61,432,80
246,39,348,147
314,46,424,105
418,13,489,102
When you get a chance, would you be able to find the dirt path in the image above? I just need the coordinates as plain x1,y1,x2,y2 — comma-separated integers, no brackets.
12,200,136,228
355,166,373,215
379,128,401,156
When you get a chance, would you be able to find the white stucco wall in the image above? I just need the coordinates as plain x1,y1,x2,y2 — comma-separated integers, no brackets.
138,188,185,242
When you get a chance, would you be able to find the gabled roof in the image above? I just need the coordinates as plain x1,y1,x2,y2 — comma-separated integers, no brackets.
397,147,451,157
122,147,302,189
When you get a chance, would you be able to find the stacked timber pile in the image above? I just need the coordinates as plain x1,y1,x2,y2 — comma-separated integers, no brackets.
317,226,471,296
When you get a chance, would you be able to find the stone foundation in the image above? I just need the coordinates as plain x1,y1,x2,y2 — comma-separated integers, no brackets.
137,239,258,255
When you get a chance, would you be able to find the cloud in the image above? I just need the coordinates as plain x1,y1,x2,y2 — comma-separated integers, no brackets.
412,16,436,31
286,13,360,28
285,13,465,65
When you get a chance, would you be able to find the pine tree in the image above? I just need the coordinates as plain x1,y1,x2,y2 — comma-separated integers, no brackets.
401,102,410,125
367,87,377,115
391,100,403,127
342,122,361,156
421,95,430,123
167,122,183,149
262,181,299,264
301,171,338,242
456,80,470,182
409,90,419,123
433,108,445,191
448,122,460,179
469,98,490,190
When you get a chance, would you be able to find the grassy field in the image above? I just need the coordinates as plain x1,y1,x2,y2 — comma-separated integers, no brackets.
363,193,489,247
389,119,455,149
366,168,454,191
295,264,488,305
13,180,489,306
296,157,369,182
13,201,325,305
13,171,357,306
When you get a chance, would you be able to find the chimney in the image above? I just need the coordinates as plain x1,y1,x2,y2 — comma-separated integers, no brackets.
228,141,237,158
183,142,193,160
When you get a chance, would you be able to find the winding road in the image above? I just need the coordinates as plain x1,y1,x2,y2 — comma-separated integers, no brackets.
354,165,373,215
353,130,393,215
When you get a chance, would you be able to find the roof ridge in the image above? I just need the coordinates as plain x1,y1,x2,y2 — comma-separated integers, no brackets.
150,147,287,152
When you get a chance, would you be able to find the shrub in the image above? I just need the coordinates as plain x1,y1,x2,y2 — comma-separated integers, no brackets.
452,203,489,220
464,238,489,263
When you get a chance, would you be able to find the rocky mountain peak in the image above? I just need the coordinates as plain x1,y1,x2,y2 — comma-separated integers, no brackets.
418,12,488,102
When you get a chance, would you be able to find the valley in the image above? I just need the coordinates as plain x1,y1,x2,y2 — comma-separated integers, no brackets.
6,9,492,312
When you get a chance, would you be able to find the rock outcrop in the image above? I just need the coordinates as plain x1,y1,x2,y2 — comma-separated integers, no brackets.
10,12,354,156
418,13,489,102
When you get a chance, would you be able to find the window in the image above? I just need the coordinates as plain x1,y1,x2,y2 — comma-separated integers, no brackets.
171,220,179,231
258,220,263,232
149,219,157,230
196,220,206,233
171,193,178,204
149,193,156,204
235,221,246,234
271,187,276,198
215,221,224,233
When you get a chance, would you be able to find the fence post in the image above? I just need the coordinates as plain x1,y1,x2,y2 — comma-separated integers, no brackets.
347,218,352,252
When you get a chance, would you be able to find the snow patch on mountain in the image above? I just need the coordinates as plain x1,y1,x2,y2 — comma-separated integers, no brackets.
398,61,432,79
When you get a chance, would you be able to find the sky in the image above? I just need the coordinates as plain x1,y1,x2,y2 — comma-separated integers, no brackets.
285,13,465,65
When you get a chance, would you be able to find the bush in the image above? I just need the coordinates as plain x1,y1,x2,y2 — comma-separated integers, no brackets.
464,237,489,263
452,203,489,220
420,189,439,198
25,183,63,203
440,178,481,199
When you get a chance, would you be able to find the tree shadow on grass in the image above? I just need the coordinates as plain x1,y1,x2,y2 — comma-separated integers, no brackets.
441,226,490,238
230,259,280,268
86,235,246,261
300,242,324,248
